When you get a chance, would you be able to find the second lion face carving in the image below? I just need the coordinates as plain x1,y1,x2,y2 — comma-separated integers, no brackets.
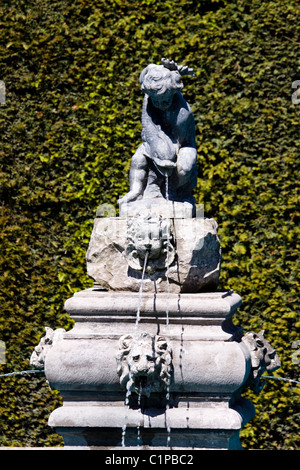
116,332,173,398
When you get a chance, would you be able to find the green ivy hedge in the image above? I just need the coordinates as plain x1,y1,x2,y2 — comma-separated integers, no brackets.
0,0,299,449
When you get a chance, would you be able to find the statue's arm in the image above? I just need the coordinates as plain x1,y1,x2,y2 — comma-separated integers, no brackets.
179,103,197,149
176,107,197,179
141,95,160,142
141,95,176,161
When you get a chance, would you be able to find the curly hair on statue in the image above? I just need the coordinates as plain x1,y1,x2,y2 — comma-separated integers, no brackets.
139,58,194,95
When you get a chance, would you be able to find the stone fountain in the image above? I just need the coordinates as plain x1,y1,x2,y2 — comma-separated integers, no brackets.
31,58,280,450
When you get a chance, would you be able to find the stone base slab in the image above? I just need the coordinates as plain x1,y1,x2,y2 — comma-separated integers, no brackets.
49,398,254,449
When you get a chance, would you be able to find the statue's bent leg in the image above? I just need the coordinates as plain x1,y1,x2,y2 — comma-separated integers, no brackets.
119,145,148,204
169,147,197,203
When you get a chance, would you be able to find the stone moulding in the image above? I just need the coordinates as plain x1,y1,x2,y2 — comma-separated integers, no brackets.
44,288,255,448
39,287,279,449
48,402,254,449
63,288,240,320
60,286,243,324
46,289,246,393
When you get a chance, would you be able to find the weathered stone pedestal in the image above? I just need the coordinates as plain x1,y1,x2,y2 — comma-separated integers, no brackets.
45,288,255,449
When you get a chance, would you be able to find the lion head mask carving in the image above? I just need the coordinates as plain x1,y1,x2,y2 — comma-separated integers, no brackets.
116,331,173,398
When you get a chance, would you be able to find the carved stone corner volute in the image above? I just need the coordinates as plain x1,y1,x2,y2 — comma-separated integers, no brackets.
30,326,65,370
241,330,281,394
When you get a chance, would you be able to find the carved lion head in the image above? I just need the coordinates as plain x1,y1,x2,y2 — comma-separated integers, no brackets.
116,332,172,398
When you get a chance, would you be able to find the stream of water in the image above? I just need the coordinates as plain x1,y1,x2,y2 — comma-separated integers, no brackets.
165,172,170,326
164,171,172,446
121,251,149,447
122,173,173,446
135,249,149,331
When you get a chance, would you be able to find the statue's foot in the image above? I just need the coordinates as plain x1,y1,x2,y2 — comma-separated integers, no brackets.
118,191,140,205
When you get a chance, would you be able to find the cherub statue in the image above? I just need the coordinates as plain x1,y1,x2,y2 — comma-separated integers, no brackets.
119,58,197,207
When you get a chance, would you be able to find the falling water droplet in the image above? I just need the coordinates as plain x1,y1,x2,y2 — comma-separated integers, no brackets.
122,382,132,447
165,366,172,448
165,170,169,201
167,426,171,447
121,424,127,447
138,381,142,407
136,424,142,448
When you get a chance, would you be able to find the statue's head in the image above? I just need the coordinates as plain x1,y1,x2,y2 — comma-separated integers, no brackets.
140,64,182,110
139,58,193,110
133,216,164,260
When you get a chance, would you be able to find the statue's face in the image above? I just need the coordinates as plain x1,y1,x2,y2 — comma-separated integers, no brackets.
128,343,156,376
149,89,175,110
135,223,163,260
125,216,175,274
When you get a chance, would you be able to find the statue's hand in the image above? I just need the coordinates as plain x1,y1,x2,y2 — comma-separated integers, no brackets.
149,134,177,163
153,157,176,169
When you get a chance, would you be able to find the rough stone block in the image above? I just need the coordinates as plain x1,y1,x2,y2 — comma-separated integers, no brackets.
86,217,221,293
